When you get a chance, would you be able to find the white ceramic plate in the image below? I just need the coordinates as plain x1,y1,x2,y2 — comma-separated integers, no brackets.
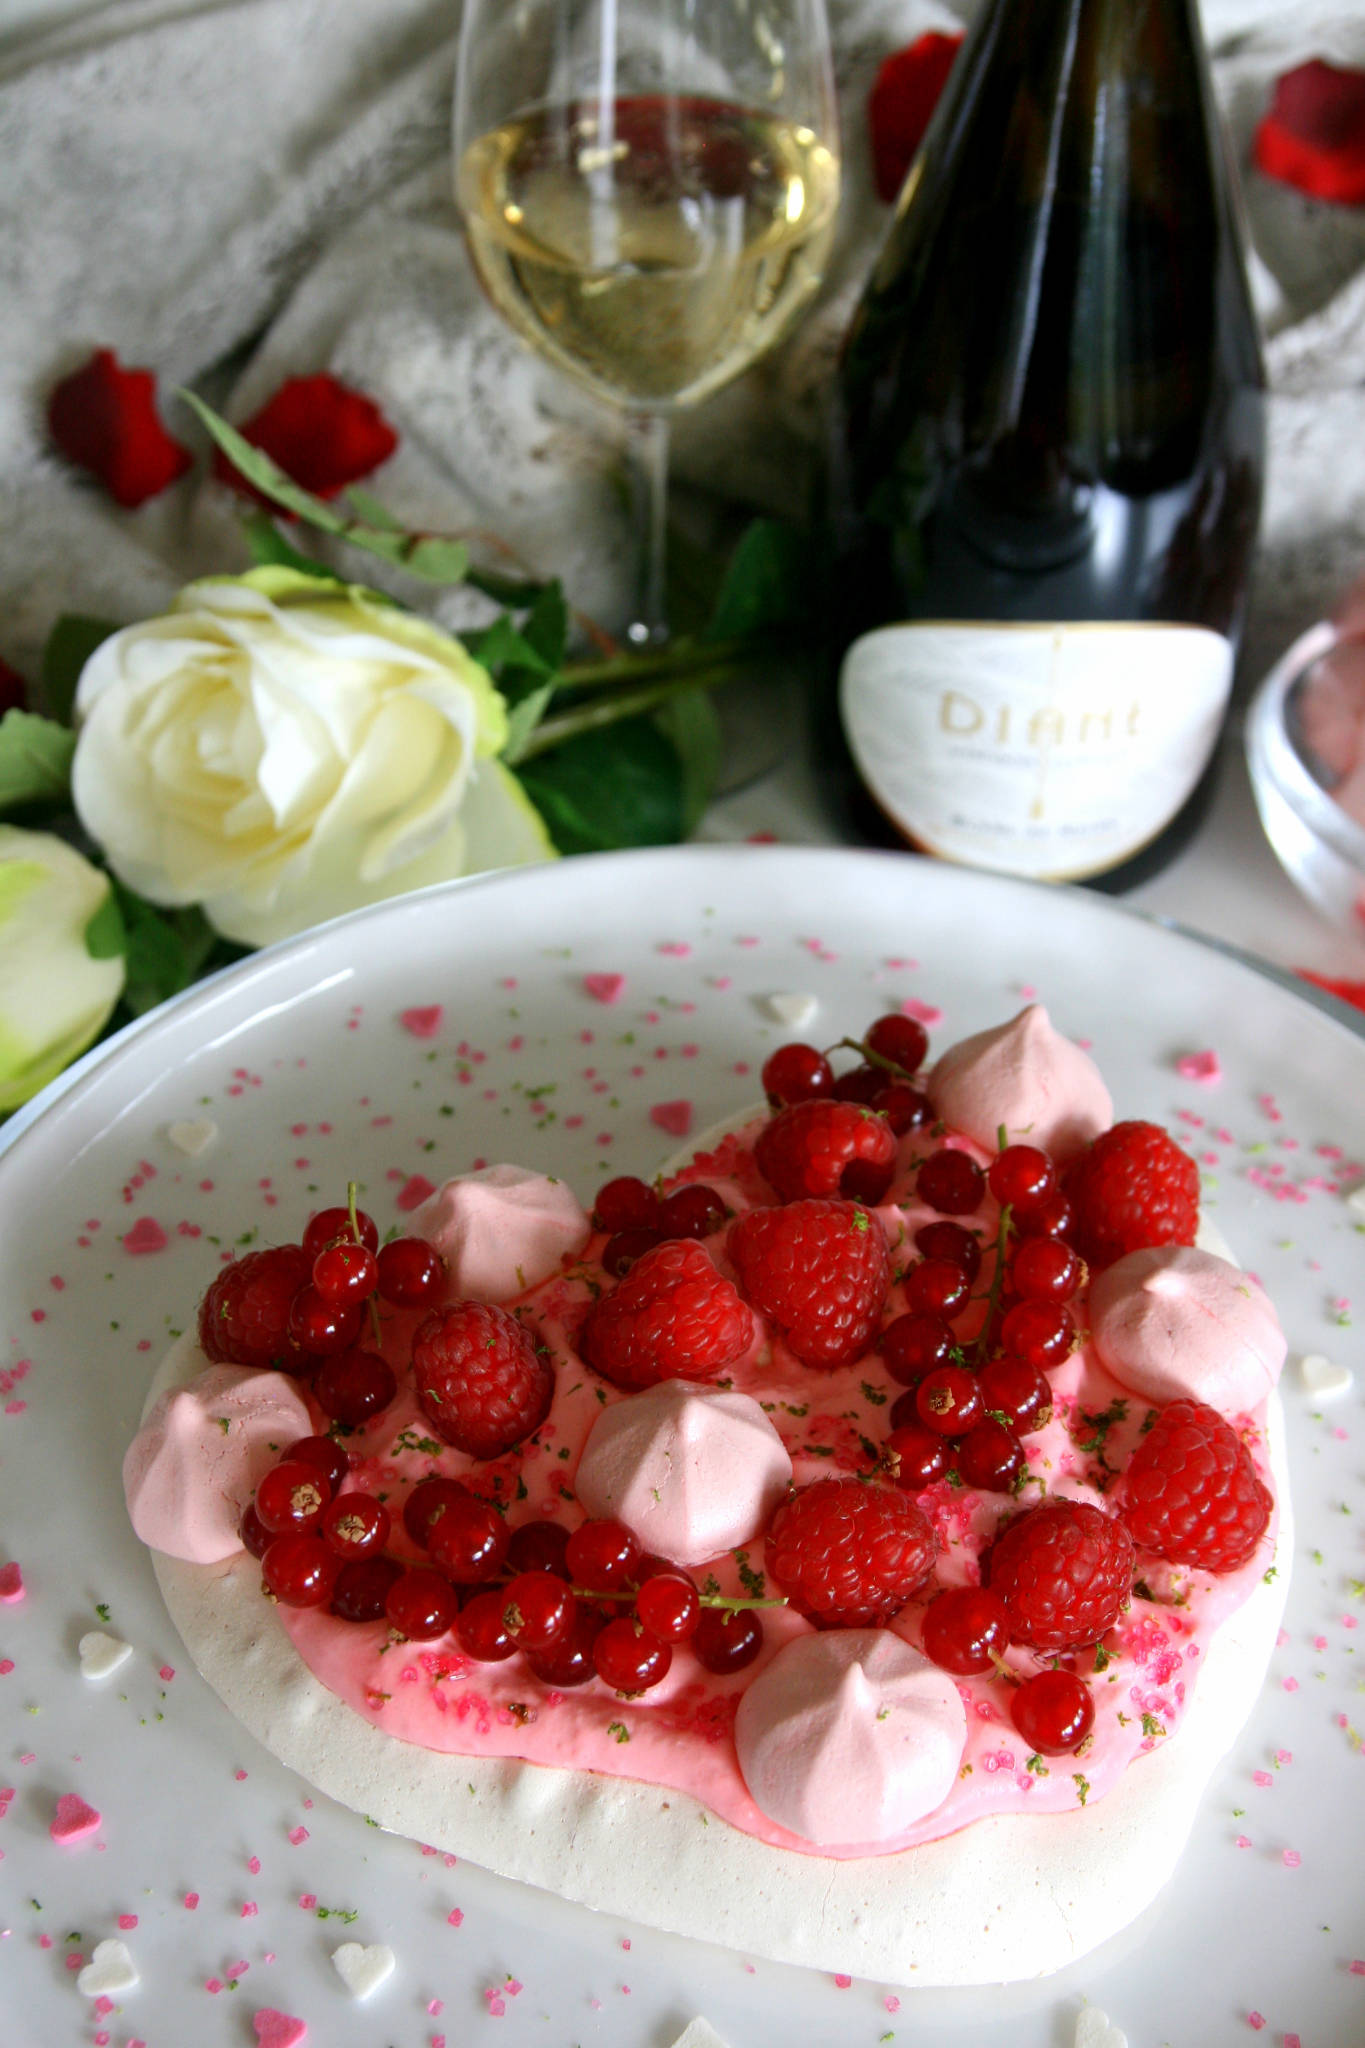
2,846,1362,2048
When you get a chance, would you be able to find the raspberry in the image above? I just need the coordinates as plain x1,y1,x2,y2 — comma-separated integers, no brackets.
727,1199,890,1369
197,1245,310,1368
986,1498,1134,1650
765,1479,935,1626
1063,1120,1199,1270
579,1239,755,1391
411,1301,554,1458
1120,1399,1272,1572
754,1098,897,1205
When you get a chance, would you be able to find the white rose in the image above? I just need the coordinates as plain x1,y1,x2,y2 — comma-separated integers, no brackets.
71,568,556,947
0,824,125,1111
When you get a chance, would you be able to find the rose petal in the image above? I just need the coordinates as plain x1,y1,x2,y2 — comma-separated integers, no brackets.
1253,60,1365,206
0,658,27,716
867,33,963,203
214,374,398,502
47,350,193,509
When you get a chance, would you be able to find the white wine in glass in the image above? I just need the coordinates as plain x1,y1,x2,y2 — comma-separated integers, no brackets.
454,0,840,643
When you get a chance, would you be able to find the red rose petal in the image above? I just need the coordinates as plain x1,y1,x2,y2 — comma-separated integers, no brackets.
47,349,193,510
1253,60,1365,206
0,658,27,716
867,32,964,204
214,373,399,503
1297,970,1365,1014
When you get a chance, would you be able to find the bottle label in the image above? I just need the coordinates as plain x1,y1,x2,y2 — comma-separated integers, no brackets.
839,620,1234,879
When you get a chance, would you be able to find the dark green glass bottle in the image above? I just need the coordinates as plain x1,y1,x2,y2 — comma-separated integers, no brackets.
825,0,1265,886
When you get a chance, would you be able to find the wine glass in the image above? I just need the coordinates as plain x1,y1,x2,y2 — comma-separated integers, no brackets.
454,0,840,645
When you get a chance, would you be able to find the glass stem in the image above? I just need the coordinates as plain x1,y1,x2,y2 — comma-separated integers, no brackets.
626,409,670,647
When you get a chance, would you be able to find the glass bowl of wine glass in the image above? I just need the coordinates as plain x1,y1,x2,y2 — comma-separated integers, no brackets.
1245,617,1365,934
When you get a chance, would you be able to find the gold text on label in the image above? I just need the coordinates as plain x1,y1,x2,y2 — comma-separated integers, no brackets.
938,692,1144,746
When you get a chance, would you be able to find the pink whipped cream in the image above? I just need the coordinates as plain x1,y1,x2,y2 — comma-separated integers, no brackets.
1088,1246,1287,1415
925,1004,1112,1161
735,1631,967,1843
124,1354,311,1563
410,1164,589,1301
137,1097,1278,1856
573,1380,792,1567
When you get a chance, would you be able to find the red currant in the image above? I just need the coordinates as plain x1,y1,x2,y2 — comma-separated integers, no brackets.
261,1532,340,1607
385,1565,459,1640
977,1355,1053,1434
602,1227,662,1277
285,1434,350,1495
320,1490,391,1559
1010,1668,1096,1753
331,1553,403,1623
593,1616,672,1693
875,1081,930,1134
832,1063,886,1107
987,1144,1056,1210
287,1285,363,1358
921,1587,1011,1674
693,1606,763,1674
314,1348,397,1428
303,1205,378,1261
501,1571,576,1652
312,1239,379,1305
256,1458,332,1535
885,1423,948,1491
426,1496,509,1584
1009,1236,1084,1303
375,1236,445,1307
904,1257,971,1318
506,1519,571,1576
657,1183,727,1240
1013,1188,1074,1240
957,1419,1026,1492
525,1603,607,1686
880,1312,956,1387
889,1386,924,1431
456,1588,517,1661
864,1012,930,1075
402,1475,471,1550
635,1570,701,1642
593,1176,661,1233
913,1220,982,1282
240,1501,272,1559
761,1042,834,1108
1000,1300,1075,1368
916,1149,985,1215
566,1517,641,1592
915,1365,985,1437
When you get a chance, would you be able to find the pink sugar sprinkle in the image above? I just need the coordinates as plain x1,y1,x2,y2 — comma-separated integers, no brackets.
1283,1849,1302,1867
1283,1676,1299,1692
658,941,691,956
1175,1049,1222,1084
0,1661,14,1677
64,1952,84,1971
1276,1750,1293,1766
1247,2013,1265,2030
159,1665,175,1681
1236,1835,1252,1848
833,1973,853,1988
298,1894,317,1910
885,1996,901,2012
621,1938,631,1950
0,1562,24,1602
184,1893,199,1909
206,1978,222,1994
1253,1771,1273,1787
446,1908,463,1927
38,1934,52,1950
484,1993,506,2017
1286,2035,1302,2047
121,1216,168,1255
49,1792,100,1843
248,1855,260,1874
396,1175,437,1213
583,972,626,1005
242,1902,258,1918
1349,1959,1365,1974
428,2000,443,2016
400,1006,444,1038
235,1769,248,1780
899,997,943,1024
649,1099,693,1137
118,1914,137,1930
94,2035,109,2046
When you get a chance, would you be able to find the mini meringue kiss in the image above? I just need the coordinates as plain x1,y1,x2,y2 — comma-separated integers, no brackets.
573,1380,792,1567
411,1164,589,1301
1088,1246,1287,1415
735,1630,966,1845
925,1004,1112,1162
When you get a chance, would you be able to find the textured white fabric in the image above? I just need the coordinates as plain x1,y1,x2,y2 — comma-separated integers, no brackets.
0,0,1361,690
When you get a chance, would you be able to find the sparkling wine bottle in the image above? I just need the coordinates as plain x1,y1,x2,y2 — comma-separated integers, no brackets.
825,0,1265,887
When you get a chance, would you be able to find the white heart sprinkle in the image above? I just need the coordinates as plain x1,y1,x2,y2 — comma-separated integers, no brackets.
76,1938,139,1998
1074,2009,1127,2048
330,1941,396,2000
761,991,818,1030
78,1630,133,1680
166,1116,218,1157
1345,1179,1365,1222
668,2022,733,2048
1298,1352,1354,1401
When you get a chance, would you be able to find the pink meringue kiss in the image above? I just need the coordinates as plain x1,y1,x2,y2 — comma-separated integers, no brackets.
1089,1246,1287,1416
926,1004,1112,1162
735,1630,967,1844
573,1379,792,1567
410,1165,589,1302
123,1357,311,1562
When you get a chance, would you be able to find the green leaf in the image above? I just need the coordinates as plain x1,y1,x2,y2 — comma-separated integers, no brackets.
108,882,241,1016
704,518,813,643
521,582,569,671
502,681,556,766
40,615,119,725
83,888,126,962
343,487,406,532
0,711,77,813
515,715,684,855
471,614,556,682
654,688,721,834
241,512,336,578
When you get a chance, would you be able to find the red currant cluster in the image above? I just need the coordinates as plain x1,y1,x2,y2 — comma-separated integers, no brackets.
880,1143,1085,1498
591,1175,729,1277
761,1012,932,1136
244,1457,769,1699
199,1194,445,1427
918,1585,1095,1754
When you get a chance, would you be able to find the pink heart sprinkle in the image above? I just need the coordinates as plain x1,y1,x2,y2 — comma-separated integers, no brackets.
649,1100,693,1138
400,1006,444,1039
583,973,625,1005
0,1562,23,1602
899,998,943,1025
1175,1049,1222,1084
122,1217,168,1255
50,1793,101,1843
395,1175,436,1213
658,942,691,957
253,2011,307,2048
